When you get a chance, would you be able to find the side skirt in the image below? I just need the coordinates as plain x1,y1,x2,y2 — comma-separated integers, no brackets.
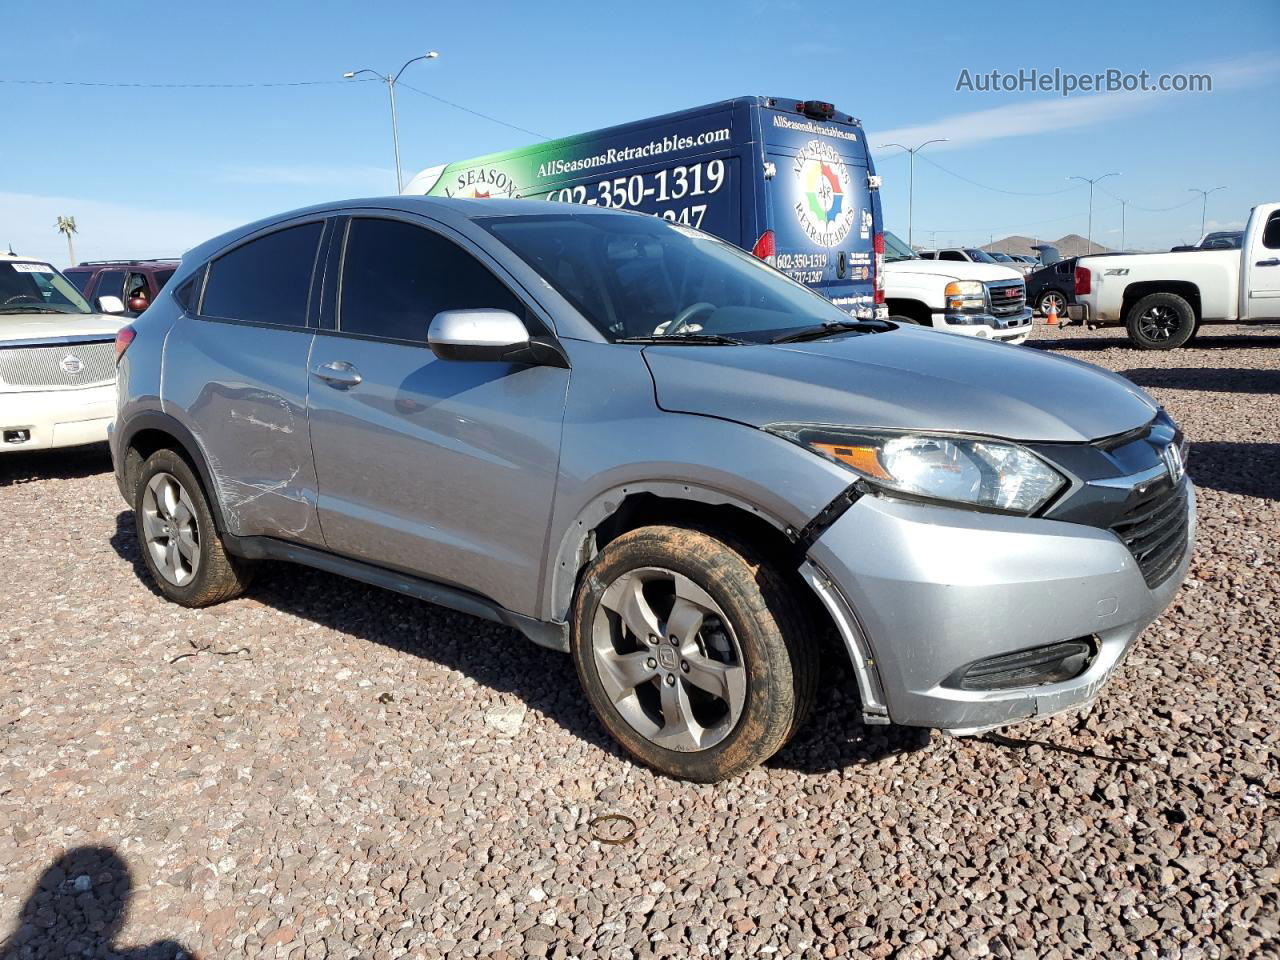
223,534,570,653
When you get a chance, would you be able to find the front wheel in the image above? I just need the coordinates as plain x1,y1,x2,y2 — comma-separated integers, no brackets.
571,526,817,781
1125,292,1196,350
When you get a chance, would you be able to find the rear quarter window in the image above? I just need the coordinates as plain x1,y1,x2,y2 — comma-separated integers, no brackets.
200,223,323,327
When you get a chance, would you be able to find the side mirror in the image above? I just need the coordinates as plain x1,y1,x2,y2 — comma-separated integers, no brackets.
97,295,125,314
427,309,566,367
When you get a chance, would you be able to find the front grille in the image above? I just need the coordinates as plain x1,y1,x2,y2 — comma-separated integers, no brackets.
1110,478,1190,588
0,340,115,389
987,282,1026,317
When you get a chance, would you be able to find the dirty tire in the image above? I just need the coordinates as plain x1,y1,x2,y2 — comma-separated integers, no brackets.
572,525,817,782
133,449,252,607
1125,292,1196,350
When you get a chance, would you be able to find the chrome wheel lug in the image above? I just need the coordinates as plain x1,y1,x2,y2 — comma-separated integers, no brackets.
646,658,657,669
680,661,690,673
669,635,679,645
665,674,676,686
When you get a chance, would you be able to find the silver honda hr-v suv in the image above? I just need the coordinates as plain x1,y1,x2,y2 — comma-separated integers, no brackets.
110,198,1194,781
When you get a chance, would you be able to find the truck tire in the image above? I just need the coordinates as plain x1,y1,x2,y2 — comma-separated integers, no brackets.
1125,292,1196,350
1036,289,1068,318
133,449,254,607
571,525,817,781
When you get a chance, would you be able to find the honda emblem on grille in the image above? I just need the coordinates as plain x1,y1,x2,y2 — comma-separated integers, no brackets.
59,354,84,375
1162,443,1185,482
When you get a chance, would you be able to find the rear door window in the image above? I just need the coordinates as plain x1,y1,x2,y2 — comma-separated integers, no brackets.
338,218,525,343
201,222,323,327
94,270,125,301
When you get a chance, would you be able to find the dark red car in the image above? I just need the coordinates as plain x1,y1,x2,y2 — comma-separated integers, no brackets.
63,259,179,317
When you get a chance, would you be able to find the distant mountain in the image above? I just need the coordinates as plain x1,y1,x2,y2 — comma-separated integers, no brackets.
982,234,1113,258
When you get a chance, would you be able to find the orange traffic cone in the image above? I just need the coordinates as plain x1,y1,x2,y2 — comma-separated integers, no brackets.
1045,301,1059,326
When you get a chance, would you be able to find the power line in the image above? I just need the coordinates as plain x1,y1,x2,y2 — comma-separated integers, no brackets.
0,77,376,89
4,74,549,139
1098,185,1198,213
912,153,1080,197
397,82,547,139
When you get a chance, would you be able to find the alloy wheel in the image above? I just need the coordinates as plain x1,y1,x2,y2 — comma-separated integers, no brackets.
141,472,201,586
591,566,746,752
1040,291,1066,316
1138,305,1180,341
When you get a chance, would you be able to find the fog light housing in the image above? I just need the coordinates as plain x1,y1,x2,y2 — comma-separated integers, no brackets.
950,638,1096,691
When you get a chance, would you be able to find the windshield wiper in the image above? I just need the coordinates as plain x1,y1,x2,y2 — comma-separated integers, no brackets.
0,305,69,314
617,333,745,345
770,319,891,344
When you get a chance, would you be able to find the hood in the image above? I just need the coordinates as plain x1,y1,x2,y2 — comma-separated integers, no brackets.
0,311,125,344
884,259,1023,284
644,325,1157,443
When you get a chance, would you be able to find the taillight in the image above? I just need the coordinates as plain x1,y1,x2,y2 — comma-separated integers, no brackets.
751,229,776,264
873,232,886,304
114,324,136,364
1074,266,1091,295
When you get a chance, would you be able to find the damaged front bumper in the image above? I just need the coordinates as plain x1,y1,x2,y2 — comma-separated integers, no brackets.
804,487,1195,732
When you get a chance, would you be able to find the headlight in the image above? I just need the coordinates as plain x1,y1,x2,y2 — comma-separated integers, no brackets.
944,280,986,313
768,425,1066,514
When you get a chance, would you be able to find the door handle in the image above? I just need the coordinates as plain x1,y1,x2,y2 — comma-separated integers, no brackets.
312,360,362,388
1256,258,1280,267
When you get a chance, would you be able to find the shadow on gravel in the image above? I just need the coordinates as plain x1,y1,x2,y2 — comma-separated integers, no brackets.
1032,332,1280,353
108,511,920,774
1187,442,1280,500
0,846,189,960
1122,367,1280,394
0,442,112,488
108,512,630,761
768,673,930,774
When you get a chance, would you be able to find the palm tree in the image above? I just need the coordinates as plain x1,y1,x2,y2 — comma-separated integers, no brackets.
55,215,78,266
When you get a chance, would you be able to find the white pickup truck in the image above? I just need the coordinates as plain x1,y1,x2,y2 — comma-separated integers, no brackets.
882,232,1034,344
1068,201,1280,349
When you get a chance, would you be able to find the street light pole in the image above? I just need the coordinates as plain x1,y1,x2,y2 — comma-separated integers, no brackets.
344,51,440,193
1119,198,1127,250
879,138,949,249
1187,186,1226,239
1067,172,1120,254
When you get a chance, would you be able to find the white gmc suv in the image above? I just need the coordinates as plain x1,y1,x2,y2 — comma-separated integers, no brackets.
0,254,127,452
881,232,1034,344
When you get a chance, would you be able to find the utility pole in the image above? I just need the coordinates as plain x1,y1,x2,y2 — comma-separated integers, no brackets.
1119,198,1127,250
1067,172,1120,254
1188,186,1226,239
345,51,440,192
879,138,949,249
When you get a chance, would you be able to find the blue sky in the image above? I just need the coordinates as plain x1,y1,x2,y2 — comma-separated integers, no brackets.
3,0,1277,264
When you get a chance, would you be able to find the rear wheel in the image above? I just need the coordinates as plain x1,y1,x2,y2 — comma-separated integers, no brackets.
1125,292,1196,350
1036,289,1068,318
571,526,817,781
133,449,252,607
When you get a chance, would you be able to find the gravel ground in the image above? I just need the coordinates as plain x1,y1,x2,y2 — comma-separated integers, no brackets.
1,324,1277,960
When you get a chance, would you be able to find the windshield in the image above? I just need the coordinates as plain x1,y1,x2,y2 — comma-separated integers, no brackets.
963,248,998,264
882,232,918,262
989,252,1013,262
0,261,93,315
481,213,870,343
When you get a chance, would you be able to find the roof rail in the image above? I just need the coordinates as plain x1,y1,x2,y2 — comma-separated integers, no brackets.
74,258,180,266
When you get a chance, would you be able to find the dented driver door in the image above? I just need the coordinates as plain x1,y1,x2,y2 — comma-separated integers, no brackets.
161,219,330,545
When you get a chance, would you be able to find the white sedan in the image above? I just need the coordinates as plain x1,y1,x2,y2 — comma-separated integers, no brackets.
1,254,127,452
